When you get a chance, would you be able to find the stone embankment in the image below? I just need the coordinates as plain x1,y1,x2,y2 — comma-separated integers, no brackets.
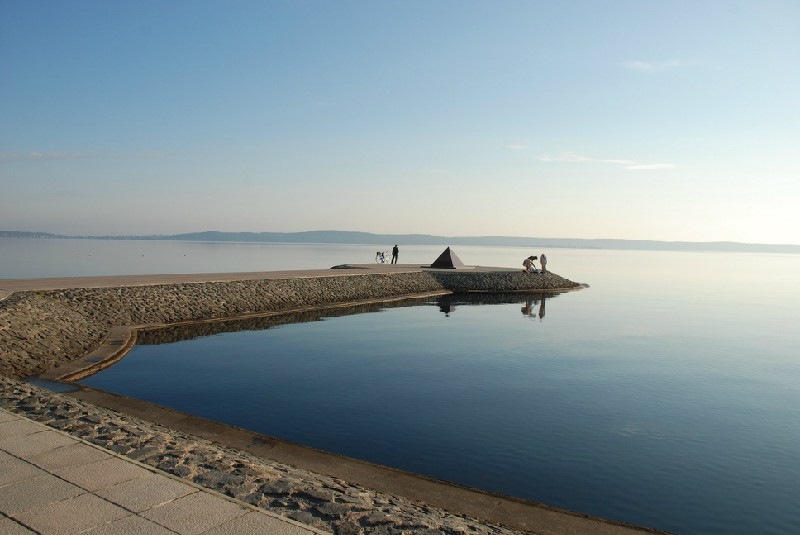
0,269,590,535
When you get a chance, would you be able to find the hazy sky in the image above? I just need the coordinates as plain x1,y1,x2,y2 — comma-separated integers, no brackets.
2,1,798,244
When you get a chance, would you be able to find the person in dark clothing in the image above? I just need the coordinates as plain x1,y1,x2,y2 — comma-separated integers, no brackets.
391,244,399,264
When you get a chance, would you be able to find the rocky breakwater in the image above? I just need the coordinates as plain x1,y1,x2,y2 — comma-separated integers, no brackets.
428,270,580,293
0,270,580,379
0,273,437,379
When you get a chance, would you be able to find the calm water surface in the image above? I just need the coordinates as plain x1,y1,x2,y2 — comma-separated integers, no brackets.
2,237,569,278
6,239,799,533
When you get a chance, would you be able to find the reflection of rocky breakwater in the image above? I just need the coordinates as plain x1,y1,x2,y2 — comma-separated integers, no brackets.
434,291,562,307
1,271,578,379
139,292,566,345
137,298,434,345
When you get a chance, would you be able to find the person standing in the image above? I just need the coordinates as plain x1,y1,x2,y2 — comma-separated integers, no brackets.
540,253,547,273
391,244,399,264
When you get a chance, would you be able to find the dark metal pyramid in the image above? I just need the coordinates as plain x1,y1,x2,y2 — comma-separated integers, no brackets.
430,247,465,269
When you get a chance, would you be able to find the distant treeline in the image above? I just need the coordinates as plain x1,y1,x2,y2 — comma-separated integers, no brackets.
2,230,798,254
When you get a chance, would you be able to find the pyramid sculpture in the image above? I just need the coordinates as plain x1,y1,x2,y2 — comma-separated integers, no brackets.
430,247,466,269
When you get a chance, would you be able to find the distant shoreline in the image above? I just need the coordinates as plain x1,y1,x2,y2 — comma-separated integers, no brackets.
2,230,799,254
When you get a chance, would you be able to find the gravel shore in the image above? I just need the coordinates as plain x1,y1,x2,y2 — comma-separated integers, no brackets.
0,269,623,535
0,376,526,534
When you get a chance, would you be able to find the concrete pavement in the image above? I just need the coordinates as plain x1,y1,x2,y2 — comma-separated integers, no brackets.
0,408,329,535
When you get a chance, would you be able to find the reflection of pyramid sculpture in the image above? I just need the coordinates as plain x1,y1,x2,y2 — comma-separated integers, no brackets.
430,247,466,269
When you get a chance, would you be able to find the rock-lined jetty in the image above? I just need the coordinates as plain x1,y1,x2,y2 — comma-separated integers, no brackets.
0,270,580,379
0,267,655,534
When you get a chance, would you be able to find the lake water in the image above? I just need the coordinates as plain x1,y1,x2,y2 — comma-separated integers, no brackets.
5,238,800,533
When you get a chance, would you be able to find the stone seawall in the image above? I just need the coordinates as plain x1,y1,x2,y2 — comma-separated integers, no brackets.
1,270,579,379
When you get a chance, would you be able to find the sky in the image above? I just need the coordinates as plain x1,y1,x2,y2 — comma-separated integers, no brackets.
1,1,799,244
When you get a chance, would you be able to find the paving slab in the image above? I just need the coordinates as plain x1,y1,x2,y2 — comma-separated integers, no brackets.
0,427,76,456
0,473,85,515
28,440,110,470
0,408,329,535
0,456,48,486
54,455,153,491
13,492,130,534
203,510,323,535
0,417,65,440
81,514,176,535
95,472,197,513
140,491,250,535
0,515,36,534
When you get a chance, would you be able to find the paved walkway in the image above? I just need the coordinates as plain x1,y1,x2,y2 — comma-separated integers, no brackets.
0,408,329,535
0,264,516,299
0,267,386,300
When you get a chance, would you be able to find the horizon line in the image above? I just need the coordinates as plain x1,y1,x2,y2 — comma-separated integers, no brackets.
2,229,799,249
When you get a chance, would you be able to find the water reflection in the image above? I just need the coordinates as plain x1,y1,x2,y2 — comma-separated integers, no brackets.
436,296,457,317
136,299,429,345
520,296,546,320
138,292,567,345
435,292,557,320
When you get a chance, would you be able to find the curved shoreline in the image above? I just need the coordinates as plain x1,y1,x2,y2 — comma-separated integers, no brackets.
0,266,659,534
